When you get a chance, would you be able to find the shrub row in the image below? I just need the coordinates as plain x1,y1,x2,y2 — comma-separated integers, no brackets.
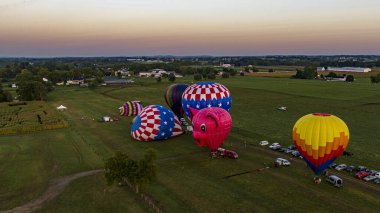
0,121,69,135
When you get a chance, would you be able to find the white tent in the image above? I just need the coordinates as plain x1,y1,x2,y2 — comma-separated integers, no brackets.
57,105,67,111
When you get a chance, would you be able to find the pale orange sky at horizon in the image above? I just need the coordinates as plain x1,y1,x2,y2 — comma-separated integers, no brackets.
1,0,380,56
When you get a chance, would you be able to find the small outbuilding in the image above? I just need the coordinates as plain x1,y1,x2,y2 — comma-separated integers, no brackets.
57,105,67,111
102,116,113,122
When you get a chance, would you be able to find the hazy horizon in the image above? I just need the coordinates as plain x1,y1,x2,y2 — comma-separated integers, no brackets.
1,0,380,57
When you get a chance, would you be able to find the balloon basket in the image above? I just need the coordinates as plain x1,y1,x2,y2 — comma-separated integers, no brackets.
211,152,218,158
314,176,322,184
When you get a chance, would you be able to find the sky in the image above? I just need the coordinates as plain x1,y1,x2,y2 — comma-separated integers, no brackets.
0,0,380,57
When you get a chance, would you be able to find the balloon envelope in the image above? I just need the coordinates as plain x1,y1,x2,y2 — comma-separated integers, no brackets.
293,113,349,175
181,82,231,121
131,105,183,141
164,84,188,119
191,107,232,152
120,101,143,116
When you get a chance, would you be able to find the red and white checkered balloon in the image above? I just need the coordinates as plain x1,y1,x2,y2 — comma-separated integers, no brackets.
131,105,183,141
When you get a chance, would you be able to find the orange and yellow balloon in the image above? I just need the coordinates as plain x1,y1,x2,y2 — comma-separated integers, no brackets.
292,113,349,175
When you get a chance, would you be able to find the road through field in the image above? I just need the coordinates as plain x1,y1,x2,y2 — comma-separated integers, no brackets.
1,170,103,213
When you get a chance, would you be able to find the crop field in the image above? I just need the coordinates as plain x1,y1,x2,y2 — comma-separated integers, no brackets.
0,101,68,135
256,65,302,72
0,76,379,212
247,71,296,78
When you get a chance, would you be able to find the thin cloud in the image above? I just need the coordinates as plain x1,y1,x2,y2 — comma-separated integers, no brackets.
0,0,46,10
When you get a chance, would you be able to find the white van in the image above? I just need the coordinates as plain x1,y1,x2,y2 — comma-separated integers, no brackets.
326,175,343,188
276,158,291,166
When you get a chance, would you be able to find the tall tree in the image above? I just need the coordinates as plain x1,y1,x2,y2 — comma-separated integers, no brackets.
0,84,12,102
104,152,129,186
104,149,157,194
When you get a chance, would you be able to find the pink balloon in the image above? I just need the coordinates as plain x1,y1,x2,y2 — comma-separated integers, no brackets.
190,107,232,152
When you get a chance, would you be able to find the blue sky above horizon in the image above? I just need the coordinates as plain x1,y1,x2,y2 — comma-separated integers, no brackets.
1,0,380,57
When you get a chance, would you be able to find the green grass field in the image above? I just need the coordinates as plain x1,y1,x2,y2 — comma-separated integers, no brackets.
0,76,379,212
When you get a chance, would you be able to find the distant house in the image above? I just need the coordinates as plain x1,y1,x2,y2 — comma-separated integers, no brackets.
139,71,153,77
11,84,17,88
214,63,234,68
139,69,167,77
174,73,183,78
221,64,233,68
66,79,84,86
42,78,49,82
115,68,131,77
103,76,134,85
56,82,65,86
139,69,182,78
318,67,371,73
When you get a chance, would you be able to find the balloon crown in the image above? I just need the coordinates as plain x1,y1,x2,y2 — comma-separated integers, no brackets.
312,113,331,117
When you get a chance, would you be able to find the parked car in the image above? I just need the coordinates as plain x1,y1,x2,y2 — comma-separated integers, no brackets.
276,158,291,166
259,141,269,146
269,143,281,150
367,170,378,175
335,164,347,171
375,172,380,178
325,175,343,188
355,171,370,179
346,165,355,172
363,175,377,182
284,149,293,154
357,166,367,171
287,145,296,150
328,163,338,169
291,151,301,157
279,147,288,152
374,178,380,184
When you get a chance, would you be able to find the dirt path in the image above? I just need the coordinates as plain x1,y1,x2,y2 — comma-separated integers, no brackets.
1,169,103,213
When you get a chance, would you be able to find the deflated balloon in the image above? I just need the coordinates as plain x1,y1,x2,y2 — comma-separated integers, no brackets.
131,105,183,141
190,107,232,152
120,101,143,116
181,82,231,121
293,113,349,175
164,84,188,119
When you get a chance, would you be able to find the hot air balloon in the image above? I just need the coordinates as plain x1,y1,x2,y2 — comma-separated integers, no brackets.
120,101,143,116
190,107,232,153
164,84,188,119
292,113,349,175
181,82,232,121
131,105,183,141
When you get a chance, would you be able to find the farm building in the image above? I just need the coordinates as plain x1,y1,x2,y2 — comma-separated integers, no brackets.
66,79,84,85
139,69,182,78
115,68,131,77
318,67,371,73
